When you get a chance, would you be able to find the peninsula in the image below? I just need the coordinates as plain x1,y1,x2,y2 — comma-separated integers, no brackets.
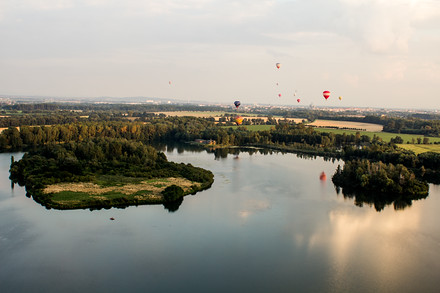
9,138,214,210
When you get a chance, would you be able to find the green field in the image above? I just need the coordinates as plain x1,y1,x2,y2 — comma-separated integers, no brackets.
396,144,440,155
314,128,440,144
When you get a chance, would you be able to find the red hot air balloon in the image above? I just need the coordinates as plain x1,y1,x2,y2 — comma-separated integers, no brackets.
297,98,300,103
320,172,327,181
276,63,281,69
278,93,282,98
323,91,330,100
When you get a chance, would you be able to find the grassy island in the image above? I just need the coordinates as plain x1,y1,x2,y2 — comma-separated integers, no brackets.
9,138,214,210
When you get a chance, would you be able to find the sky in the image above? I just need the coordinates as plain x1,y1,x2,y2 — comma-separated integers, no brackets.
1,0,440,109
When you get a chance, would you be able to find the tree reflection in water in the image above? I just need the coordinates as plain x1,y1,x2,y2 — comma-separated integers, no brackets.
335,186,428,212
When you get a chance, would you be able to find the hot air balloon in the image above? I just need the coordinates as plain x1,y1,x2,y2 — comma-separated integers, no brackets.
297,98,300,103
294,91,297,97
319,171,327,181
276,63,281,69
339,96,342,101
234,101,241,108
169,81,171,85
323,91,330,100
278,93,282,98
235,116,243,126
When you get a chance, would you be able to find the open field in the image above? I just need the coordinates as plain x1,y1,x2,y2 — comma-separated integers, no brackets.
307,119,383,132
314,128,440,143
396,144,440,155
44,176,200,206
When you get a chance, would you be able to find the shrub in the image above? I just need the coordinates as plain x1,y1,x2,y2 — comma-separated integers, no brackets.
162,185,184,202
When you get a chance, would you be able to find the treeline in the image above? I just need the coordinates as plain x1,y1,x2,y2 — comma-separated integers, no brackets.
2,116,440,181
2,102,228,113
332,159,429,211
0,117,213,149
382,117,440,137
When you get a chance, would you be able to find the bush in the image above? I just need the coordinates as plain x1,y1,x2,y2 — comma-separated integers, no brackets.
162,185,184,202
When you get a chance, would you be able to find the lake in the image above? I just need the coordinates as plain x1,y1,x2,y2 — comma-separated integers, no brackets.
1,146,440,293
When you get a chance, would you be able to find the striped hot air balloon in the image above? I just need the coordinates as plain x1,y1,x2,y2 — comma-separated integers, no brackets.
235,116,244,125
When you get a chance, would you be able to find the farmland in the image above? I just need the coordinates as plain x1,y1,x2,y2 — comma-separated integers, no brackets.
314,128,440,144
396,144,440,155
307,119,383,132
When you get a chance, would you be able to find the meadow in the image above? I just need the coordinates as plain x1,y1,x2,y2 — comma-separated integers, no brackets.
396,144,440,155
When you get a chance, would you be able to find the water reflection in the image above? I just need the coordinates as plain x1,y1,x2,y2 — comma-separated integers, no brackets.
335,185,428,212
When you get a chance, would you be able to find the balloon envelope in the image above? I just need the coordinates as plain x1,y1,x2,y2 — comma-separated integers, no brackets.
323,91,330,100
276,63,281,69
320,172,327,181
339,96,342,100
278,93,282,97
234,101,241,108
297,99,300,103
235,116,244,126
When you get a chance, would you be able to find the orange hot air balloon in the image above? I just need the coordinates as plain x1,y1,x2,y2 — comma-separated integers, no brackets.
276,63,281,69
235,116,244,125
323,91,330,100
319,171,327,181
297,98,300,103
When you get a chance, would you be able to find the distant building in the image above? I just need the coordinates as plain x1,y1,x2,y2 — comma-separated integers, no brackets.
194,139,216,145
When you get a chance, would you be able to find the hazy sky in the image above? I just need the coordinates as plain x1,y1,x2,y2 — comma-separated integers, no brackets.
1,0,439,109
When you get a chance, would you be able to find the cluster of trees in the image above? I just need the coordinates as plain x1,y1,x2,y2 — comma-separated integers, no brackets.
0,118,213,149
332,160,429,211
382,117,440,137
9,138,214,209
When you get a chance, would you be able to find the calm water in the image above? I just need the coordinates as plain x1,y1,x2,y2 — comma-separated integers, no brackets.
1,147,440,293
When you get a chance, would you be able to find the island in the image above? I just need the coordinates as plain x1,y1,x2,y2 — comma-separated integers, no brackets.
9,138,214,211
332,159,429,211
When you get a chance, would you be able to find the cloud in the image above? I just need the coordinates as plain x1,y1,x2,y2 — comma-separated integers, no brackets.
337,0,440,54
